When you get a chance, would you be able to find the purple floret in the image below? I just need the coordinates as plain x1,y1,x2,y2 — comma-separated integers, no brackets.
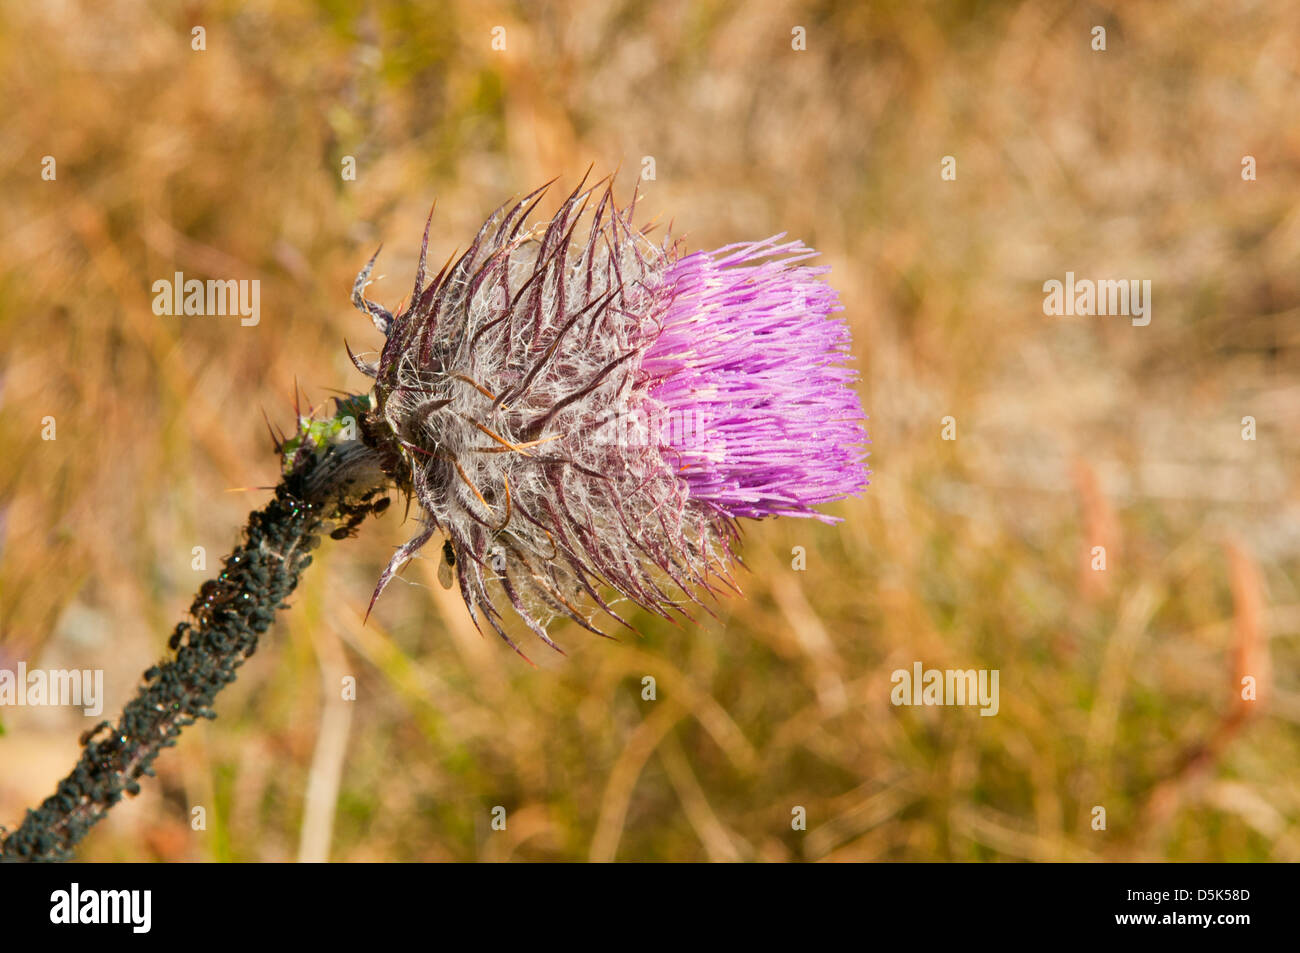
643,236,870,521
354,177,872,650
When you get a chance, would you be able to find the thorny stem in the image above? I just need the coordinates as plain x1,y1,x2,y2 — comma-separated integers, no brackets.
0,437,389,862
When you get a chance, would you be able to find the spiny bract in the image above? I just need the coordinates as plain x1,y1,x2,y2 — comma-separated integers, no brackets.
351,176,868,658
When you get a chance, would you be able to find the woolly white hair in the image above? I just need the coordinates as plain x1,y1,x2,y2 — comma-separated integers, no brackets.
352,178,738,656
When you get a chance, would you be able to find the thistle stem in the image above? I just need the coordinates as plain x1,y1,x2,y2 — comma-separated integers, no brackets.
0,441,386,862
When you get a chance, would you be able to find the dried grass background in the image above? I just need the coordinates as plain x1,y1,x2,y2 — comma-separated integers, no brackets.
1,0,1298,861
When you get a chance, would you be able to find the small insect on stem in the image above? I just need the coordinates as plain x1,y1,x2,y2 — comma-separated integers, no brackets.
437,538,456,590
330,493,392,539
78,721,112,747
193,579,238,627
168,622,192,652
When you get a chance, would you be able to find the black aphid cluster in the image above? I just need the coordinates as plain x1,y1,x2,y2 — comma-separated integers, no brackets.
0,474,323,862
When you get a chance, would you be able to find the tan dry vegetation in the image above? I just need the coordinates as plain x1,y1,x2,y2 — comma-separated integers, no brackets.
0,0,1297,861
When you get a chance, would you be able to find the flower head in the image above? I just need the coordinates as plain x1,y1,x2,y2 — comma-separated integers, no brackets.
352,177,867,656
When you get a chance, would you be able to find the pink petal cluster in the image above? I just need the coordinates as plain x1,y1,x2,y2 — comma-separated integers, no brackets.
352,178,868,655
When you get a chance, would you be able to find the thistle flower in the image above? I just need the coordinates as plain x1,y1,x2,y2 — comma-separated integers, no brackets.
352,177,868,656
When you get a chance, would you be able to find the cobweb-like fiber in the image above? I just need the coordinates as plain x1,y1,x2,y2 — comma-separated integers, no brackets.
353,180,738,655
352,177,867,656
